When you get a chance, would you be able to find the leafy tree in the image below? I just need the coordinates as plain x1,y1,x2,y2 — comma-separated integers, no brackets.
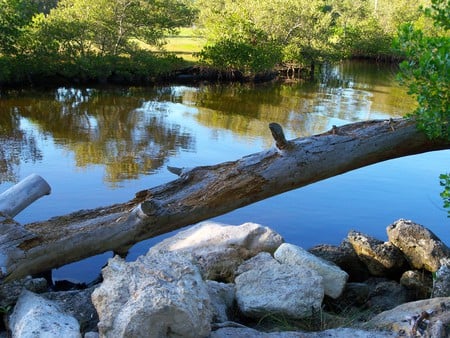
197,2,281,73
29,0,197,57
197,0,343,77
0,0,38,55
395,0,449,216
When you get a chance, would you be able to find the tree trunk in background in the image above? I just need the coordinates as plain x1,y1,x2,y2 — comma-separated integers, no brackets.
1,118,449,282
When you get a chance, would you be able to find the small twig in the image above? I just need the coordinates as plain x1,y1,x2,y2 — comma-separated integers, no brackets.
411,310,430,337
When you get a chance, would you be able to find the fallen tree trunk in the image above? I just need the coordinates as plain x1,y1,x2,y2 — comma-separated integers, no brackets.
1,118,449,282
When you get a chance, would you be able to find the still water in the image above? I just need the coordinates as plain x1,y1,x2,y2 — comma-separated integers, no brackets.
0,61,449,282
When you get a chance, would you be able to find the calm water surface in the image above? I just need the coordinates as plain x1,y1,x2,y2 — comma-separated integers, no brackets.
0,61,448,282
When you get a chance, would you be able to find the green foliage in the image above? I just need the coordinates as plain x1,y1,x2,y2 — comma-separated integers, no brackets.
395,0,450,140
0,0,195,85
440,173,450,218
194,0,430,75
0,0,38,55
32,0,197,57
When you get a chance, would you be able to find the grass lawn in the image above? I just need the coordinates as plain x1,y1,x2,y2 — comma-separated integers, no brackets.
156,27,206,62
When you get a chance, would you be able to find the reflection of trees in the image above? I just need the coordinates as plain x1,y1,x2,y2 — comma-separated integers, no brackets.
1,87,194,185
0,112,42,183
188,62,415,143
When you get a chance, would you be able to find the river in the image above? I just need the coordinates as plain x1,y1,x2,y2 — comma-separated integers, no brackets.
0,60,448,283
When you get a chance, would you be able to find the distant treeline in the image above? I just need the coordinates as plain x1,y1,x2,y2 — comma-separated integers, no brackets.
0,0,436,86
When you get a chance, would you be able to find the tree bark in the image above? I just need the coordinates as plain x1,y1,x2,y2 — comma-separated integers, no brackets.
1,118,449,282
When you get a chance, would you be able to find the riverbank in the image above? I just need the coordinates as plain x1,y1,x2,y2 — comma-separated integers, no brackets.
2,219,449,337
0,53,400,90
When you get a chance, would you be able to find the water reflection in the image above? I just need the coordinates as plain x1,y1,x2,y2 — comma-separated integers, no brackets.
0,112,42,183
0,87,195,185
0,60,417,186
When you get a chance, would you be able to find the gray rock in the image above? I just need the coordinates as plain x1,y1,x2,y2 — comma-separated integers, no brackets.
433,264,450,297
386,219,450,272
364,297,450,337
347,230,408,277
210,326,396,337
366,278,414,313
9,290,81,338
149,221,284,282
210,325,304,337
84,333,99,338
0,276,48,308
206,280,236,323
43,286,99,334
91,252,213,338
274,243,348,299
400,270,432,299
329,282,370,310
235,252,278,276
308,240,370,282
235,255,323,319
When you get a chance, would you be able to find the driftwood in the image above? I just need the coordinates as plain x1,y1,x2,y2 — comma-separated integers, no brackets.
1,118,449,282
0,174,51,218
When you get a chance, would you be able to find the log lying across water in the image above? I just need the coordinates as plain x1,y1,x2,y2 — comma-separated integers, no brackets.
1,118,449,282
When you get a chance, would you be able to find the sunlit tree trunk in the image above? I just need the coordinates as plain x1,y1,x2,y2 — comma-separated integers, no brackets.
0,118,449,282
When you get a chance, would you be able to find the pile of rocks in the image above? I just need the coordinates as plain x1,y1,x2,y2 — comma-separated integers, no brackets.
2,219,450,337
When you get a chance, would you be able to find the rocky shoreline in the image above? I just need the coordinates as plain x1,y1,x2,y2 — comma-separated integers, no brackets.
1,218,449,337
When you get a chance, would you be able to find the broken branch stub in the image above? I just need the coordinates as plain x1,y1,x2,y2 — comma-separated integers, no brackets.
0,174,51,218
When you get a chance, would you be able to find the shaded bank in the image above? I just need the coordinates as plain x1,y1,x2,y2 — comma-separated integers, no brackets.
0,54,396,89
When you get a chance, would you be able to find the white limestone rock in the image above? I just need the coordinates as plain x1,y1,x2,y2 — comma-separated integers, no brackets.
274,243,348,299
149,221,284,281
235,255,323,319
91,252,213,338
9,290,81,338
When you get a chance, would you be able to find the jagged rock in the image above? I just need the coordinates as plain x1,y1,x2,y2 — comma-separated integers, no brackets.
347,230,408,277
364,297,450,337
9,290,81,338
148,221,284,282
235,254,323,319
274,243,348,299
386,219,450,272
433,264,450,297
0,276,48,308
43,286,98,333
91,252,212,338
206,280,236,323
400,270,433,299
210,326,396,337
308,240,370,282
366,278,415,313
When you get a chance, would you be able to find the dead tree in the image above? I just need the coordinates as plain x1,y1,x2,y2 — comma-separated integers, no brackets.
1,118,449,282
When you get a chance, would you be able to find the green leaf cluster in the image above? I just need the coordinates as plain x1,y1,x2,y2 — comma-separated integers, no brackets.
395,0,449,140
441,173,450,218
